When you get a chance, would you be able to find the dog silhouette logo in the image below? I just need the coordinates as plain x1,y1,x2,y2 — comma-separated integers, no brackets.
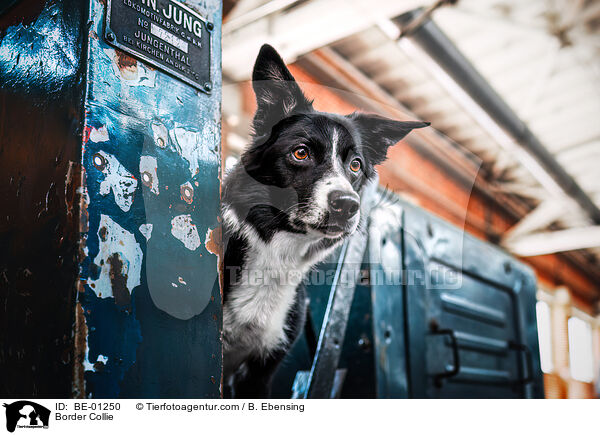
3,401,50,432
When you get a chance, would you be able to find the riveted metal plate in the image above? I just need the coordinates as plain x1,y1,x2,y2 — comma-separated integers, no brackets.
105,0,212,92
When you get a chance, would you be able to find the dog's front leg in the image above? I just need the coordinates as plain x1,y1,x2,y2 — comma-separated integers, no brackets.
231,351,286,399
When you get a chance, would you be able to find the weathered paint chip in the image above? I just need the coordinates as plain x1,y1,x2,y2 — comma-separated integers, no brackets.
88,214,142,301
89,125,109,143
95,151,137,212
151,122,168,148
139,223,153,240
204,225,221,257
103,48,156,87
170,126,201,176
83,342,109,373
139,155,159,195
171,214,201,251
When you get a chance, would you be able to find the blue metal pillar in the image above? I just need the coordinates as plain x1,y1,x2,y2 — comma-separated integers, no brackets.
1,0,222,398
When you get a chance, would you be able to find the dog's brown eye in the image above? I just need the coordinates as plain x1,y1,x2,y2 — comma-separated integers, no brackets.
350,159,361,172
292,146,309,160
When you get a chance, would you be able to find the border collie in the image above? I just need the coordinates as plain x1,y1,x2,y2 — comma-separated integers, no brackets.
222,44,429,398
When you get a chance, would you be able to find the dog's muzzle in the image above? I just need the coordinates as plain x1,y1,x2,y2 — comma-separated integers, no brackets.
328,190,359,221
315,189,360,236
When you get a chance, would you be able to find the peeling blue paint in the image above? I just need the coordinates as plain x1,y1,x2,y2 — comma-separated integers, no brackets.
78,0,222,398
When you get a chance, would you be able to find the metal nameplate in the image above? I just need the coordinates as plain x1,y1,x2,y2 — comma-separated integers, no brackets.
105,0,212,92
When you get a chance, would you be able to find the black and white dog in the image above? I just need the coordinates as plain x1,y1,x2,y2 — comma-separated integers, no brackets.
222,44,428,398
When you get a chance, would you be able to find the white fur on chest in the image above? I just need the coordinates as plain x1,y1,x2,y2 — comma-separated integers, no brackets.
223,208,338,366
224,231,311,355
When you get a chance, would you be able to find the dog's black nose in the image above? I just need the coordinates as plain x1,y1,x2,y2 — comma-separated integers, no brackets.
328,190,360,220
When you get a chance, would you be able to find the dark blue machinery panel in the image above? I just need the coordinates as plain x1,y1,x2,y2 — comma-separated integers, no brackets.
0,0,222,398
272,194,543,398
396,200,542,398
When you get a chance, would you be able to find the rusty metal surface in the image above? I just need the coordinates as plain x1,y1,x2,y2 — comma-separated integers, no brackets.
0,0,88,397
76,0,222,398
1,0,222,398
104,0,213,92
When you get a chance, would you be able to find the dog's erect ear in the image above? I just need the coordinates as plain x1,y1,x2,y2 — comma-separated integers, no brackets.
350,113,430,165
252,44,313,136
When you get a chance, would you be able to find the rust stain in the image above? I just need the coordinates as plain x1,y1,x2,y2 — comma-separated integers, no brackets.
204,225,222,257
180,184,194,204
114,50,138,78
75,163,89,300
141,171,153,188
205,225,224,307
107,253,131,306
72,302,88,398
99,226,108,241
83,126,92,144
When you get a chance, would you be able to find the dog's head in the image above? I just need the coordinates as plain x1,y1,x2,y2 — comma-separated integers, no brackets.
230,45,428,241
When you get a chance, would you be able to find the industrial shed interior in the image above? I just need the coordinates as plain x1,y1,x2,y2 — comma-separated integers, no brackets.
221,0,600,398
2,0,599,402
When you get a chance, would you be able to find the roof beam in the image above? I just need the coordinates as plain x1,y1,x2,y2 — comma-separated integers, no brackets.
222,0,426,80
504,226,600,256
495,182,549,201
503,198,573,241
543,123,600,153
556,140,600,164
